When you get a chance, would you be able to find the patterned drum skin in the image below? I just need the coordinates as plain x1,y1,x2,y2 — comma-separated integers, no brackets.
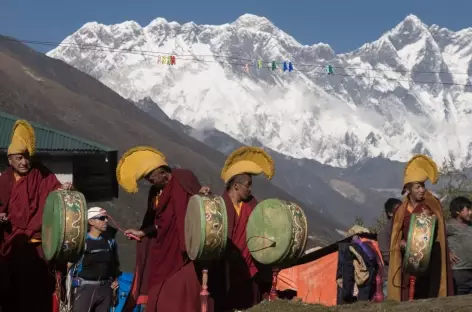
185,194,228,262
246,198,308,266
403,213,437,275
42,190,88,262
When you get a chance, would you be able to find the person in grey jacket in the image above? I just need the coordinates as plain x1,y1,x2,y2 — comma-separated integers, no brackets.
447,196,472,295
377,198,402,298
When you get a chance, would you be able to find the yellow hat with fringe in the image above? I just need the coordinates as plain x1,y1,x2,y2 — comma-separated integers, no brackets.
116,146,168,194
221,146,275,183
7,120,36,156
403,154,439,186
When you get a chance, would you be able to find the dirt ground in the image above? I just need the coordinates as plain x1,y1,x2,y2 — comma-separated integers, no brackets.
246,296,472,312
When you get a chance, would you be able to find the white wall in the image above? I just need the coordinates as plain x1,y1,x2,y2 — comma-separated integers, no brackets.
43,159,73,184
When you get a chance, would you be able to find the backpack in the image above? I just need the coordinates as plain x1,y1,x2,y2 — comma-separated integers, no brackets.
71,238,116,278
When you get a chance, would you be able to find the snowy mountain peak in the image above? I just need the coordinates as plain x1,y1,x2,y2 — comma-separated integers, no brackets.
48,14,472,168
234,13,270,25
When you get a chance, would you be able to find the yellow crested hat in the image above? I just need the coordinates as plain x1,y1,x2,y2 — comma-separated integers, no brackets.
403,154,439,186
221,146,275,183
116,146,168,194
7,120,36,156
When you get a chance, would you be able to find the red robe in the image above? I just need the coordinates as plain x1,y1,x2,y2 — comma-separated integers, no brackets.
123,169,205,312
211,192,270,311
0,165,61,312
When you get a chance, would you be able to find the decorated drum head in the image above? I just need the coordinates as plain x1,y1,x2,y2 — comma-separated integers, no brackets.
403,213,437,275
185,194,228,262
42,190,87,262
246,198,308,266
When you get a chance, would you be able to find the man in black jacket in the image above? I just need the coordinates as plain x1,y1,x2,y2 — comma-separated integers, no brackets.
72,207,120,312
377,198,402,298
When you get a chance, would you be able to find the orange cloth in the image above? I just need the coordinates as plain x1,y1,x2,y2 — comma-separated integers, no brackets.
233,202,243,216
277,252,339,306
277,238,383,306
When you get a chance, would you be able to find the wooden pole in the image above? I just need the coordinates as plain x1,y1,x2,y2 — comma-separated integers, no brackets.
200,269,210,312
408,275,416,301
269,268,279,301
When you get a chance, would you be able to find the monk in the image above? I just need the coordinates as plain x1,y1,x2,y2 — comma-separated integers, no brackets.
387,154,453,301
116,146,211,312
0,120,72,312
213,146,273,311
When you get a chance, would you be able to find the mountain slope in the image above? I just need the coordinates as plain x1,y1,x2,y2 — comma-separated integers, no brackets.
136,97,389,226
0,35,344,270
47,14,472,169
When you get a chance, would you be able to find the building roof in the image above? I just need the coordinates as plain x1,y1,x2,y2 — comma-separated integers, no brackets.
0,111,116,154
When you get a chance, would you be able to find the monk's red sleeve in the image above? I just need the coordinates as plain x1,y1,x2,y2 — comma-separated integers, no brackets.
41,167,62,193
173,185,191,254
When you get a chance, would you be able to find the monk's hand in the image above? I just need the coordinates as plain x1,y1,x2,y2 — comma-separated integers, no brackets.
111,280,119,290
0,213,8,224
124,229,145,239
400,240,407,250
450,253,460,264
199,186,211,195
59,182,73,191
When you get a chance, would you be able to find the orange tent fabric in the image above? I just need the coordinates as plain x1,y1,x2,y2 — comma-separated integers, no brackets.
277,237,383,306
277,252,339,306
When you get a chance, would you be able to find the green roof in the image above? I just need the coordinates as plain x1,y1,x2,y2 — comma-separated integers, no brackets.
0,111,116,153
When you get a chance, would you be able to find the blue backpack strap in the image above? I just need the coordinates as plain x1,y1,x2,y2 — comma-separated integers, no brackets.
72,241,87,277
108,238,115,250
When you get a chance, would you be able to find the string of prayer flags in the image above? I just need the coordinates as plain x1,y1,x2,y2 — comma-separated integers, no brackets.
257,60,262,69
325,64,334,75
157,55,177,65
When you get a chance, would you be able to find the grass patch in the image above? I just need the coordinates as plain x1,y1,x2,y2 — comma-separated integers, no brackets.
245,296,472,312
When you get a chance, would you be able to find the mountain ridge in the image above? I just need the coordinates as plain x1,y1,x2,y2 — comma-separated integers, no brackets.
47,13,472,169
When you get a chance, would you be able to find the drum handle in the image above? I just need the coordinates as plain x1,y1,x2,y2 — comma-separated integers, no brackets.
409,275,416,301
200,269,210,312
269,268,280,301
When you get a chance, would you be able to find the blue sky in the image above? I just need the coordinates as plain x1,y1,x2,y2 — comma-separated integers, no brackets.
1,0,471,54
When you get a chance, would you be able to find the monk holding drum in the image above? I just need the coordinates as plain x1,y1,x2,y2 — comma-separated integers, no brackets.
387,154,453,301
0,119,72,312
117,146,211,312
214,146,274,311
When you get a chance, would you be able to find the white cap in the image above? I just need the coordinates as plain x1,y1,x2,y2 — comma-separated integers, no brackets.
87,207,107,220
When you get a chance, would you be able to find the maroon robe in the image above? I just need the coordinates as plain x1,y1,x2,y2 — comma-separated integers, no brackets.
211,192,270,311
0,165,61,312
123,169,205,312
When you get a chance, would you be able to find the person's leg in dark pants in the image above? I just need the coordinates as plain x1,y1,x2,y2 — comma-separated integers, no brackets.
73,285,97,312
94,285,113,312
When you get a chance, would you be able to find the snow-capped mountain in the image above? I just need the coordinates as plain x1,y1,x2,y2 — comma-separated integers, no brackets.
47,14,472,168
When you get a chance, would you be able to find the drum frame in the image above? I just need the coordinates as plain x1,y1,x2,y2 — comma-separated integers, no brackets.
42,190,87,262
403,213,437,275
185,195,228,262
246,198,308,266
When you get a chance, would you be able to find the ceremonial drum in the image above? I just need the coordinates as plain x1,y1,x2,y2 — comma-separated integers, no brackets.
246,198,308,266
403,213,437,275
42,190,88,262
185,194,228,262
